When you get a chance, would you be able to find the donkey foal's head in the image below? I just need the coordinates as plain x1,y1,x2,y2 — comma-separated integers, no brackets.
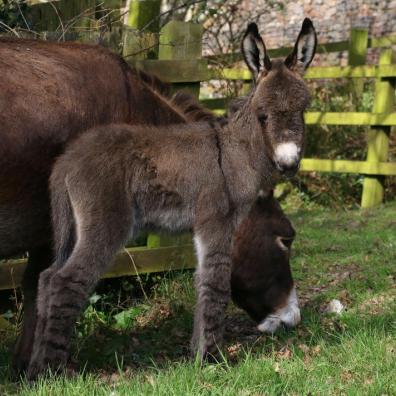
241,18,317,178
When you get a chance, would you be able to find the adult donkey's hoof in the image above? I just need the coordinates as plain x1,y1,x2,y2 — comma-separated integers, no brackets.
11,340,30,378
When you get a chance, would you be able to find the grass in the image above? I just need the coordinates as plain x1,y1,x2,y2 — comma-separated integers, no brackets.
0,204,395,395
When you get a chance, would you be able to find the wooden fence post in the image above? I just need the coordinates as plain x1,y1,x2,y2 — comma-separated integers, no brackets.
123,0,161,59
127,0,161,32
158,20,203,97
29,0,96,33
361,48,395,208
348,28,369,105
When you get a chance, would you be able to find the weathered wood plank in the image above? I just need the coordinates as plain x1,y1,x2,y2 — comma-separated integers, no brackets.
0,245,196,291
349,29,368,66
127,0,161,32
361,49,396,208
126,60,396,82
305,64,396,79
206,33,396,64
210,64,396,81
370,34,396,48
200,98,229,109
300,159,396,176
122,0,161,60
198,106,396,126
304,112,396,126
129,59,209,83
348,28,368,106
29,0,96,32
159,21,203,101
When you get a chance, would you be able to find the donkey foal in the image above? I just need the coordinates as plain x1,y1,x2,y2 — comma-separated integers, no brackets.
27,18,316,379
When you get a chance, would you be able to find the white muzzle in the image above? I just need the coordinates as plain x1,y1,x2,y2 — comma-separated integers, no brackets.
257,287,301,333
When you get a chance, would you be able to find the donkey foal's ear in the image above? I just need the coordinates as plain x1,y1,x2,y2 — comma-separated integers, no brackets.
285,18,317,70
241,23,271,80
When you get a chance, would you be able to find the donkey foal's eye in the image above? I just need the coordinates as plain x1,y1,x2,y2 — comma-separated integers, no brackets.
258,113,268,124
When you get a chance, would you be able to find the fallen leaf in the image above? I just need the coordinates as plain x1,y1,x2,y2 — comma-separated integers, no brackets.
298,344,310,354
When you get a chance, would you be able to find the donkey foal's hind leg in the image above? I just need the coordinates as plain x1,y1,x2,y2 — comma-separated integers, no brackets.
27,264,64,377
27,209,132,380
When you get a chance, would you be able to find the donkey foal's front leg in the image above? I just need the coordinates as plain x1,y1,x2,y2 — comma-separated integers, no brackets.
191,225,232,361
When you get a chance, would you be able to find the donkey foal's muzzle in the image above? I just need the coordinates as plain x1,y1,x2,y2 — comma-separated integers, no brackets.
274,142,301,178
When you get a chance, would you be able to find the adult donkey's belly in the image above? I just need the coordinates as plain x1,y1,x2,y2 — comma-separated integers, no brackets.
0,39,133,258
0,152,59,257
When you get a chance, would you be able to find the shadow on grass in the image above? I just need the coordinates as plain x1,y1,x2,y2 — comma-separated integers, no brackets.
70,300,395,375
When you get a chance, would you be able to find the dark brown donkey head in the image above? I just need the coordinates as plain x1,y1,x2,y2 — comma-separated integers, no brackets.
239,18,317,178
231,191,298,333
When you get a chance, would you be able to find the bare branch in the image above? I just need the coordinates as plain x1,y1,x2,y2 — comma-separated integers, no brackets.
140,0,207,32
0,21,20,37
47,1,65,40
16,1,31,32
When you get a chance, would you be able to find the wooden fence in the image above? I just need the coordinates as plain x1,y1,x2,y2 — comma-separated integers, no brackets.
0,0,395,292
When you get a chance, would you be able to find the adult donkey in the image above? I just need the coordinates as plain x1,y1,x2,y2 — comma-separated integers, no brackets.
232,190,298,333
27,19,317,379
0,37,215,374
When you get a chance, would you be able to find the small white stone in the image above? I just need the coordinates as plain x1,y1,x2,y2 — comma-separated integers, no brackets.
326,299,344,314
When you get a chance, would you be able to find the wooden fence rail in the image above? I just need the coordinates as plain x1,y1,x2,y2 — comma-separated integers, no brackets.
0,244,196,291
0,0,395,294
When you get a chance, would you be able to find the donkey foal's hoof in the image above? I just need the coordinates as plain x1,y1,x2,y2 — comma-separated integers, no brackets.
27,352,67,381
26,361,45,382
202,350,221,364
191,343,222,364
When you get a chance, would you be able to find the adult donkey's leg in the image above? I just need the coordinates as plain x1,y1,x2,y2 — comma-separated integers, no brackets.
12,245,52,375
191,213,234,360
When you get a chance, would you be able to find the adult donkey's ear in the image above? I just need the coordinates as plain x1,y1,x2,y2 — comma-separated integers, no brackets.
285,18,317,71
241,23,271,81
